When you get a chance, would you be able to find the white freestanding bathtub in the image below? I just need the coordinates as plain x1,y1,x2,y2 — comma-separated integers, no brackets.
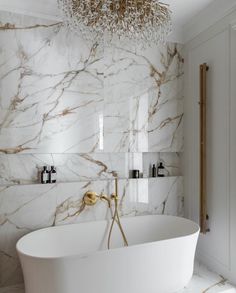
16,215,199,293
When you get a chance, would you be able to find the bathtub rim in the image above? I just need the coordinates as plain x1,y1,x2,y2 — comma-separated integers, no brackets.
16,215,200,260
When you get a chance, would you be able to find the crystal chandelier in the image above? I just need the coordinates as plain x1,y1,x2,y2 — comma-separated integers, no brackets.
57,0,172,47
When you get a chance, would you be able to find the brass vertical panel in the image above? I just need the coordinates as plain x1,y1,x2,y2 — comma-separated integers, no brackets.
199,63,209,234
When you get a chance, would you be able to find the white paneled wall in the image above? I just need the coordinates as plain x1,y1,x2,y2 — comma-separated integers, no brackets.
230,26,236,284
184,7,236,285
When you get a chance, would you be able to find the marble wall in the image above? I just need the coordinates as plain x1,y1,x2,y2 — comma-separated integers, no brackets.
0,177,184,287
0,12,183,155
0,11,184,288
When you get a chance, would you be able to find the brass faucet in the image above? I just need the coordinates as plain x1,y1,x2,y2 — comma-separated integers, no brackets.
99,194,111,207
83,178,118,208
83,191,111,207
82,178,128,249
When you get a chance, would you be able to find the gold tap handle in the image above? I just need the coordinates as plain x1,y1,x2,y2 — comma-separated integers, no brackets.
83,191,98,206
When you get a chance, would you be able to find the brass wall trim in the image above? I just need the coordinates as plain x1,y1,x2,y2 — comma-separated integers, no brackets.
199,63,210,234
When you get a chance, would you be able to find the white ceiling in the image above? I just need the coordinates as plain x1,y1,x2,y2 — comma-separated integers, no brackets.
0,0,217,24
0,0,228,42
166,0,216,27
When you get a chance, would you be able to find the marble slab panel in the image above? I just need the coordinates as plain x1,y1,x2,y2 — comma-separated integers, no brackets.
147,44,184,152
0,177,183,287
0,11,183,153
103,43,184,152
0,12,104,154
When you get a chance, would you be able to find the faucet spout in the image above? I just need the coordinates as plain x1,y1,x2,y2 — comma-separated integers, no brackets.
99,194,111,208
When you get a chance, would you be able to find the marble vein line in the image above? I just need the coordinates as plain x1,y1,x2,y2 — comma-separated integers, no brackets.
53,197,85,225
148,114,183,133
202,276,227,293
80,154,117,177
161,177,179,214
0,22,62,30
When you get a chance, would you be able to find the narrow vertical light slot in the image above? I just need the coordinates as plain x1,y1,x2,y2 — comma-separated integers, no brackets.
138,92,148,151
99,113,104,151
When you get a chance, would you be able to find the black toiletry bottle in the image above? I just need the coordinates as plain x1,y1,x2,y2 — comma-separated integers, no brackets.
41,166,49,184
157,162,165,177
132,170,140,178
49,166,57,183
152,164,157,177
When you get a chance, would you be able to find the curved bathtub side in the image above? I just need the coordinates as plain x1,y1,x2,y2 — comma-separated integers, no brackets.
16,215,200,260
18,231,199,293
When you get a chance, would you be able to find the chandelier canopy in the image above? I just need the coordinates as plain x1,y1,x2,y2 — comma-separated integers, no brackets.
57,0,172,47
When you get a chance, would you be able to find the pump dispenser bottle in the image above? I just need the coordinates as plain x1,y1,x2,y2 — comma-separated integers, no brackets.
41,166,49,184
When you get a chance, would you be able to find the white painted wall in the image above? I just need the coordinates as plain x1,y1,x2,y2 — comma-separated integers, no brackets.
183,0,236,43
0,0,61,20
230,25,236,284
184,7,236,285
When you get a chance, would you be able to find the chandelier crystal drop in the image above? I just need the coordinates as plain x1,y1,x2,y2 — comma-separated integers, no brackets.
57,0,172,47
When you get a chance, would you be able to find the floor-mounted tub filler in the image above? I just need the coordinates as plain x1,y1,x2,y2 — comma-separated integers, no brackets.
17,215,199,293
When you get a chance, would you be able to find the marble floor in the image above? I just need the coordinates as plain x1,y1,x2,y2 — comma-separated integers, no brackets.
178,261,236,293
0,262,235,293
